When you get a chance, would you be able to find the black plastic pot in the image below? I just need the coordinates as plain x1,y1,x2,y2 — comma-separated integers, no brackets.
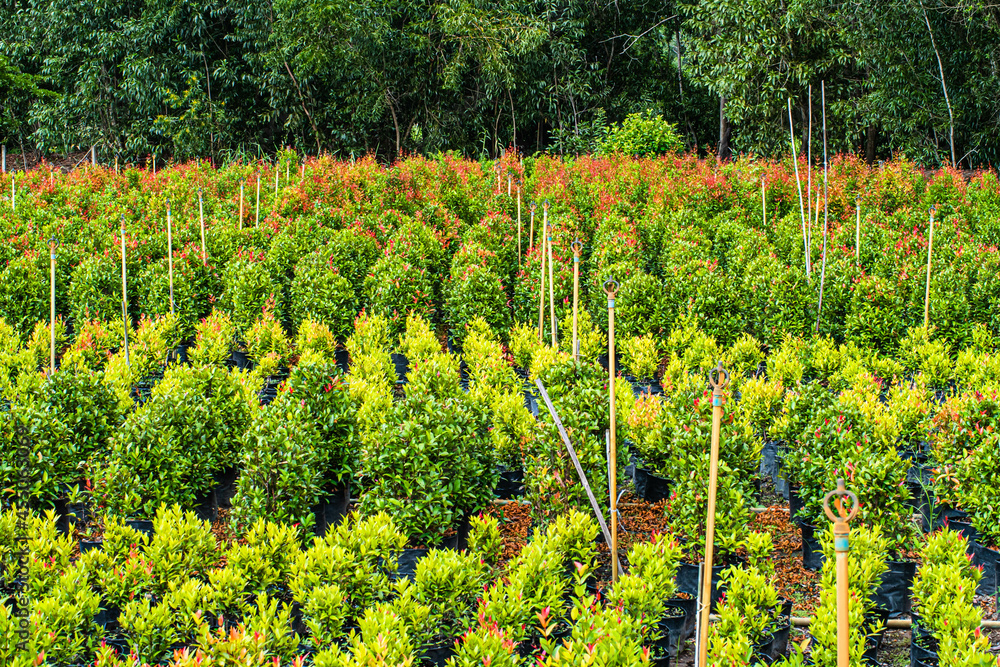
193,488,218,523
874,560,917,617
973,542,998,597
312,485,351,537
334,349,350,374
652,602,691,659
523,390,540,418
441,515,472,551
798,522,825,571
172,343,190,365
213,465,239,509
126,519,154,539
910,640,938,667
634,468,671,503
864,606,891,661
391,353,410,384
762,598,794,661
931,505,967,533
229,350,252,369
395,548,430,580
495,469,525,499
675,559,743,607
760,441,780,486
67,502,90,528
421,640,457,666
79,539,103,553
788,484,804,521
950,520,979,551
631,380,663,396
751,633,776,665
98,602,123,633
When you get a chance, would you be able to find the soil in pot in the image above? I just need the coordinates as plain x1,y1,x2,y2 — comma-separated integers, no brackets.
874,560,917,617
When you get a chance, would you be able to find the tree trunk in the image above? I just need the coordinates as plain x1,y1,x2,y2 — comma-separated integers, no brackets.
866,126,876,164
718,96,732,160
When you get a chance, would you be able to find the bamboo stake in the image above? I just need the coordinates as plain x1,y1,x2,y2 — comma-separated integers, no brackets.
516,181,522,267
697,362,730,667
529,202,536,252
275,163,279,201
788,99,809,277
199,188,207,265
924,206,936,329
301,160,305,181
153,154,156,175
545,202,557,347
823,479,859,667
1,144,4,173
572,240,583,361
855,196,862,266
761,175,767,226
120,217,130,368
604,279,620,583
255,173,260,227
816,81,830,335
807,85,812,269
537,216,547,344
508,173,512,197
285,160,289,182
49,238,57,374
239,182,245,230
10,174,13,211
166,199,175,315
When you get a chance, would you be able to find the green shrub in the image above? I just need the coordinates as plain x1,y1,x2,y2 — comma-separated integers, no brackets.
445,265,510,346
291,247,358,340
363,254,436,338
598,110,683,158
220,252,282,336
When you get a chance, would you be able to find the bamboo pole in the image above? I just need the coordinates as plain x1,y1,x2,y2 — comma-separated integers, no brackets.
199,188,207,265
697,362,730,667
153,154,156,175
761,175,766,226
855,196,862,266
537,215,547,344
166,199,175,315
508,173,512,197
120,217,130,368
823,479,859,667
788,99,809,277
285,160,289,182
816,81,830,335
925,206,936,329
275,163,279,201
239,182,244,230
545,202,557,347
604,279,620,583
49,238,57,374
517,181,522,267
1,144,4,173
10,174,13,212
255,173,261,227
529,202,536,252
572,240,583,361
807,85,813,268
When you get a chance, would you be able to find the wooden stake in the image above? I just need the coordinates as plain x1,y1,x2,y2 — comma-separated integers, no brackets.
545,202,557,347
507,173,512,197
49,238,57,374
166,199,175,315
120,217,130,368
925,206,935,329
572,240,583,360
255,173,260,227
301,161,305,180
153,154,156,175
199,188,207,265
1,144,5,173
807,84,812,270
239,182,244,230
10,174,13,212
91,145,96,166
789,98,809,276
275,163,279,200
604,279,621,583
697,363,730,667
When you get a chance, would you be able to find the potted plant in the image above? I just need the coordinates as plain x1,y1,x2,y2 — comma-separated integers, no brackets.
395,313,442,383
245,306,293,402
445,265,510,349
363,254,436,339
291,247,359,342
620,334,661,393
557,309,606,363
295,318,339,366
220,250,284,338
188,309,236,368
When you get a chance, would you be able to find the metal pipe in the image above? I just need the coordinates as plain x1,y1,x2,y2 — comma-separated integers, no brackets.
605,279,620,582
